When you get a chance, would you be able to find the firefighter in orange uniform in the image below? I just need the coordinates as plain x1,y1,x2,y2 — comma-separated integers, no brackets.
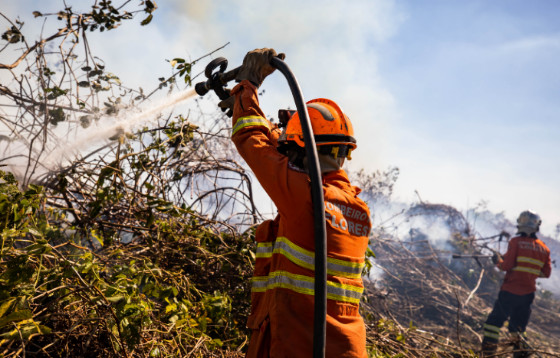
222,48,371,357
481,210,551,356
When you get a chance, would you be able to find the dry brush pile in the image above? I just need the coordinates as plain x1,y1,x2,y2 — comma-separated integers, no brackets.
361,202,560,357
0,111,261,356
0,2,259,356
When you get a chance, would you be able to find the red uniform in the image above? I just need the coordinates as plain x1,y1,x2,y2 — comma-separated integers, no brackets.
482,235,551,345
230,80,371,357
498,235,551,295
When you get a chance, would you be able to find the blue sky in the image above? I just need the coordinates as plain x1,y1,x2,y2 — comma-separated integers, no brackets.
375,0,560,235
3,0,560,235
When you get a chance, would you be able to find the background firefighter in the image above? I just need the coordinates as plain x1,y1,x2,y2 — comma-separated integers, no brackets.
481,210,552,357
221,48,372,357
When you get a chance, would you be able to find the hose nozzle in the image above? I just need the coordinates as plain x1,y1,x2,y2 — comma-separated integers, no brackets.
194,81,211,97
194,57,240,101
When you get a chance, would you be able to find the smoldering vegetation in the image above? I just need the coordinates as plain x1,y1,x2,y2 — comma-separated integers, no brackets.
2,3,560,357
0,3,258,356
355,173,560,356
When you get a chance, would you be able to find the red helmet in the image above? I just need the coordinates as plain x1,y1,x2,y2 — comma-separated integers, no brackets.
278,98,356,158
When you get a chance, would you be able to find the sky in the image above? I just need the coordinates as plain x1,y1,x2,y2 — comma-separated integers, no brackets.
2,0,560,236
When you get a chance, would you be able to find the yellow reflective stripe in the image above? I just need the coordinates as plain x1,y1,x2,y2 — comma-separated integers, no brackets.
252,271,315,296
251,270,363,304
327,256,363,278
256,242,273,259
232,116,270,136
483,331,500,340
273,237,364,279
483,324,501,333
517,256,544,267
483,324,501,340
513,266,541,276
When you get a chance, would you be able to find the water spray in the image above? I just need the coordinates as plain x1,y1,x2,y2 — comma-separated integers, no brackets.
43,88,198,170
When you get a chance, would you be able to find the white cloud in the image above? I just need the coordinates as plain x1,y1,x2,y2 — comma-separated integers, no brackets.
498,34,560,53
4,0,560,238
161,0,406,171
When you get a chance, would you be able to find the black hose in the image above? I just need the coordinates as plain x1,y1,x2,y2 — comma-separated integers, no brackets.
270,57,327,358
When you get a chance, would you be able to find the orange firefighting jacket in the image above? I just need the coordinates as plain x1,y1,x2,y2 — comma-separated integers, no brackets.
230,80,371,358
498,235,551,295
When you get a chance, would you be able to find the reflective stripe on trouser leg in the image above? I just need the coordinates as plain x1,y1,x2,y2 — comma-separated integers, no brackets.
482,291,512,344
483,323,501,343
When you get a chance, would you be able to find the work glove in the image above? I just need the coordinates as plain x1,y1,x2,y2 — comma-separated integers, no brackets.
491,253,502,265
236,48,286,87
218,88,234,117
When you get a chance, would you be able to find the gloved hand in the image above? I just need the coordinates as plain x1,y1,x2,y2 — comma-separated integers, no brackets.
236,48,286,87
491,253,502,265
218,89,234,117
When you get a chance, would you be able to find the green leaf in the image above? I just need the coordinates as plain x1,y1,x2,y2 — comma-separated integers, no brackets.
170,58,185,67
48,108,66,125
165,303,177,313
140,14,153,26
107,295,125,303
145,0,156,10
27,227,42,237
25,239,51,255
0,298,16,318
91,229,103,246
26,184,42,195
80,115,92,128
149,347,161,357
0,322,51,340
0,310,32,328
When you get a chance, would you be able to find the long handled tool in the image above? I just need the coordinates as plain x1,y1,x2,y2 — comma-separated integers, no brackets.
195,55,327,358
452,254,493,259
451,253,495,268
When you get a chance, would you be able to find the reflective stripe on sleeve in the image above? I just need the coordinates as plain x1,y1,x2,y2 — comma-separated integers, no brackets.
251,270,363,304
516,256,545,267
232,116,270,136
273,237,364,279
256,242,273,259
513,266,542,276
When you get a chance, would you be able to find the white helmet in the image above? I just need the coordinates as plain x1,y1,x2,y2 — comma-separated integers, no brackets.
516,210,541,235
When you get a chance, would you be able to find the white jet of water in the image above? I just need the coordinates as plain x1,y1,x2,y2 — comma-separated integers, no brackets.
44,88,198,169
